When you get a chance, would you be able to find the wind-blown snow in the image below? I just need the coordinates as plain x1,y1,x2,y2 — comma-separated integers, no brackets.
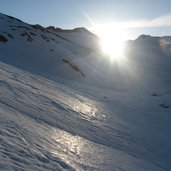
1,62,171,171
0,13,171,171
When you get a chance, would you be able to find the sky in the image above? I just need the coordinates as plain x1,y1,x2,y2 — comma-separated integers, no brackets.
0,0,171,40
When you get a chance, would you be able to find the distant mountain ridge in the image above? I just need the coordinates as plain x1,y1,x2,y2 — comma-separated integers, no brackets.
0,12,171,90
0,12,101,82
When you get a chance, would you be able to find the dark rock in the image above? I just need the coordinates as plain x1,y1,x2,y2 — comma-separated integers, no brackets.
0,34,8,43
160,103,170,108
152,93,161,96
41,34,50,42
62,59,85,77
30,32,36,36
21,32,33,42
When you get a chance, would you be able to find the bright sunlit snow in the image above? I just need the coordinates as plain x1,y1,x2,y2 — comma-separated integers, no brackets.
92,23,129,61
0,12,171,171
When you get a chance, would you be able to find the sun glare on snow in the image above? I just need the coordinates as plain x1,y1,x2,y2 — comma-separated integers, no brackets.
94,24,128,61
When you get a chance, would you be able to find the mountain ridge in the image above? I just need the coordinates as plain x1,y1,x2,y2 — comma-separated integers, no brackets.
0,12,171,90
0,12,171,171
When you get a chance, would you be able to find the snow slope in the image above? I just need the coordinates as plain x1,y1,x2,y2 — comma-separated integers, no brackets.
1,61,171,171
1,12,170,90
0,13,171,171
0,12,104,87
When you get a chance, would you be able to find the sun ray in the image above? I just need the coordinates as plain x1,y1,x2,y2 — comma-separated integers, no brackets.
92,23,129,61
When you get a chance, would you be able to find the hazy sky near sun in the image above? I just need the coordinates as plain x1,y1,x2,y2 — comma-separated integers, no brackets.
0,0,171,39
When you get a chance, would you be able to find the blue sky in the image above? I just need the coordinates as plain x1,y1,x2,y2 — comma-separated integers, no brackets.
0,0,171,39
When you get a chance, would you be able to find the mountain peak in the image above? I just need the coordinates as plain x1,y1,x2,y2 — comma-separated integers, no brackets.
137,34,152,39
46,26,90,33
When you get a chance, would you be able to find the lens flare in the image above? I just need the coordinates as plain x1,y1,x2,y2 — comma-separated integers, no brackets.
93,23,128,61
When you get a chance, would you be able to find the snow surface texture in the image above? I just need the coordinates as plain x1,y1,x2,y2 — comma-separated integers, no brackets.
0,13,171,171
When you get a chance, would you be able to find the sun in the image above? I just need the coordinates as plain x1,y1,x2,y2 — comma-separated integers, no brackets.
94,24,128,61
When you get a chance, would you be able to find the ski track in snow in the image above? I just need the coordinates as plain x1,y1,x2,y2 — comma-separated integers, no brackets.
0,62,171,171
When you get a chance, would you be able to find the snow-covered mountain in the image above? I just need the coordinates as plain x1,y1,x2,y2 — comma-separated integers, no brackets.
1,12,170,90
0,13,171,171
0,12,104,87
